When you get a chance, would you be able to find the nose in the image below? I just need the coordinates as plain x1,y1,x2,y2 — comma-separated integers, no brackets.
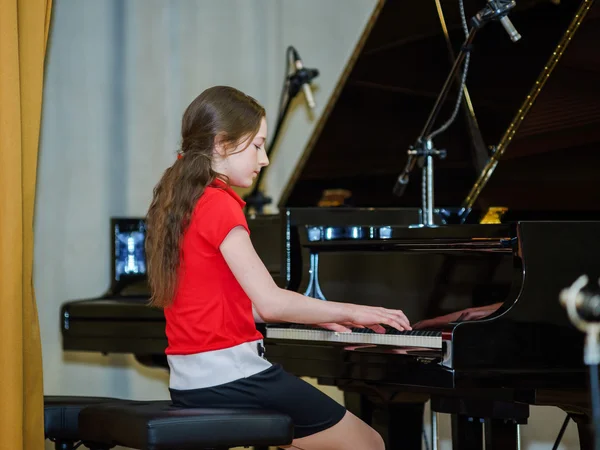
258,148,269,167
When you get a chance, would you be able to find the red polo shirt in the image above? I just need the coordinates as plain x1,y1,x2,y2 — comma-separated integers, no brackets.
164,179,263,355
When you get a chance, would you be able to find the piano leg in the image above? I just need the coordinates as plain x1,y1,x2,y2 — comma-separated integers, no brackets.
451,415,483,450
434,397,526,450
484,418,519,450
344,392,425,450
570,413,593,450
452,416,519,450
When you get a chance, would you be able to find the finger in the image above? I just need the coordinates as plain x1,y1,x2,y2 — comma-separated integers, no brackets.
367,324,386,334
378,315,407,332
387,311,411,330
383,309,412,330
320,322,352,333
340,322,364,329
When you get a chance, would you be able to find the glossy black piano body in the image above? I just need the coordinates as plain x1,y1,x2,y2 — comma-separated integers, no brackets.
266,211,600,448
61,0,600,448
272,214,592,383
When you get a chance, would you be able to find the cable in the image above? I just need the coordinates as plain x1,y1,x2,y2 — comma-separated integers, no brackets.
244,45,296,212
427,0,471,141
275,46,295,128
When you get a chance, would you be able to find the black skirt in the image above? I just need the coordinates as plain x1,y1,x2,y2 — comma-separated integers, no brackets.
169,363,347,439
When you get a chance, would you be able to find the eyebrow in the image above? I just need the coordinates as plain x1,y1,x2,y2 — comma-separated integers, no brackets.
254,136,266,144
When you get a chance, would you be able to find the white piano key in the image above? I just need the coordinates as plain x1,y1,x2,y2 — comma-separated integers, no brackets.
266,328,442,349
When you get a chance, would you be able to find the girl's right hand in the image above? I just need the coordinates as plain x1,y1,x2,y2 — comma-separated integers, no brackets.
347,304,411,333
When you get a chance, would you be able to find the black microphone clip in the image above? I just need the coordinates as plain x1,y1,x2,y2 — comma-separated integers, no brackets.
289,48,319,109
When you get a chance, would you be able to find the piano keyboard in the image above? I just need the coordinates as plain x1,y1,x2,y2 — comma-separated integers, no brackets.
266,325,442,349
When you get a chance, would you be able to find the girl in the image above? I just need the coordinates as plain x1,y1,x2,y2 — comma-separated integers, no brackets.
145,86,411,450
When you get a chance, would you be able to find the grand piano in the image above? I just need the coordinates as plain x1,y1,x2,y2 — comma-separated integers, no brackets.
60,0,600,448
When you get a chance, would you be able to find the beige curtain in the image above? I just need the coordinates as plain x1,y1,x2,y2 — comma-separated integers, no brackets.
0,0,53,448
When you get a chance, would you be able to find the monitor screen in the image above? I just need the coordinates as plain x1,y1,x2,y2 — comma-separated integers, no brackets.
112,218,147,282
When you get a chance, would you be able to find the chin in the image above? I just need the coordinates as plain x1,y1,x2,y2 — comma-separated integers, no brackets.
230,174,256,188
236,179,253,188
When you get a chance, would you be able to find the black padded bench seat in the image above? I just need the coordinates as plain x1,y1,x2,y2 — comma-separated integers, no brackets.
44,396,123,449
78,400,294,450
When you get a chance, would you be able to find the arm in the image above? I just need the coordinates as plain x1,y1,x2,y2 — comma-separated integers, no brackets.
220,226,411,331
252,304,266,323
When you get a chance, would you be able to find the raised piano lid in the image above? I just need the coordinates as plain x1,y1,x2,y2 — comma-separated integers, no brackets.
278,0,600,222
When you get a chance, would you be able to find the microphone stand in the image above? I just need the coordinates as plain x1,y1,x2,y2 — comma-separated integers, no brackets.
243,98,291,215
244,47,319,215
393,0,520,227
560,275,600,450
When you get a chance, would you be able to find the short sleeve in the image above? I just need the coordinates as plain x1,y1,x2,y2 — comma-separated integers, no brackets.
194,190,250,249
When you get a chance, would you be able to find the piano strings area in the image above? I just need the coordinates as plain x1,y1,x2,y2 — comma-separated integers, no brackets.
60,0,600,448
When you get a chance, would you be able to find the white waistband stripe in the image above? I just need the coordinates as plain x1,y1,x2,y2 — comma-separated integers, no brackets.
167,339,272,390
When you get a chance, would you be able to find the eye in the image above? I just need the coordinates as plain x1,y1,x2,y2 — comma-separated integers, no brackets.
254,144,261,150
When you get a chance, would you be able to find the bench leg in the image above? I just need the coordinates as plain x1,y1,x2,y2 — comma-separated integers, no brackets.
82,443,113,450
50,440,111,450
50,441,76,450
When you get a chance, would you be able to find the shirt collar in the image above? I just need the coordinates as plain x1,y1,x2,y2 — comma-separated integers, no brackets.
210,177,246,208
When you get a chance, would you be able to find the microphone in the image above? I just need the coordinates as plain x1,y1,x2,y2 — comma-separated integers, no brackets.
560,275,600,322
393,154,417,197
499,13,521,42
291,48,319,109
574,290,600,322
392,175,410,198
472,0,522,42
392,140,445,198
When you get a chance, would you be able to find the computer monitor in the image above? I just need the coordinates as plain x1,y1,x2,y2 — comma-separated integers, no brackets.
110,217,148,295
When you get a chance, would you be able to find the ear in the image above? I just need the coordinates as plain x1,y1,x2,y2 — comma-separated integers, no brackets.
213,132,229,157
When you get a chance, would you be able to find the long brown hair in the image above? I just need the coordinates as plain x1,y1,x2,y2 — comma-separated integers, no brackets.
145,86,265,308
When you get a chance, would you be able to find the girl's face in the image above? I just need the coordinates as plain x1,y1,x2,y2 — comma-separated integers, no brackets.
213,117,269,188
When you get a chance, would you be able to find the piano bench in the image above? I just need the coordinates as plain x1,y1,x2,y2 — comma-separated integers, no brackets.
44,395,123,450
77,400,294,450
